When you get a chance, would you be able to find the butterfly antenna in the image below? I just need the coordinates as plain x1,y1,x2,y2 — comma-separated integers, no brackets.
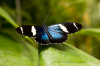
44,9,51,23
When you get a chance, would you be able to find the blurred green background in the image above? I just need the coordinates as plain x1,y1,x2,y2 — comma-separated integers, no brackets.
0,0,100,63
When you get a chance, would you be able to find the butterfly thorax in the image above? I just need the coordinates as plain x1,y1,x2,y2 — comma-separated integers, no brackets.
42,23,48,29
42,23,53,40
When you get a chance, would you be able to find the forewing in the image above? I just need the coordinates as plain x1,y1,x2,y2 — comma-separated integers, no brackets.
48,24,64,33
16,25,44,37
48,22,82,34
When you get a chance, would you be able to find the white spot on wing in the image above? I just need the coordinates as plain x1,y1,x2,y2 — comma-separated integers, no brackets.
20,27,24,34
31,26,36,36
73,23,78,29
59,24,69,33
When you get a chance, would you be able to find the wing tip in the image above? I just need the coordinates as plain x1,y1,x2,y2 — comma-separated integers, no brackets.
16,27,23,35
75,23,82,30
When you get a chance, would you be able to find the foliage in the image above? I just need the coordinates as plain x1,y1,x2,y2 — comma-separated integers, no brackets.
39,43,100,66
0,32,38,66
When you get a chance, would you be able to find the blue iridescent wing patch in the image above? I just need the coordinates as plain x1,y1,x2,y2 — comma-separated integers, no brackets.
48,29,68,44
35,31,50,45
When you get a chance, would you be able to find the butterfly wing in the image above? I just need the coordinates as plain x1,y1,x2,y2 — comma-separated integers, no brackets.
48,22,82,34
35,31,50,45
16,25,44,37
48,22,82,43
48,30,68,44
16,25,50,45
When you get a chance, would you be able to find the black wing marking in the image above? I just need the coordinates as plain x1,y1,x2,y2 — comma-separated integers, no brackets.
16,25,44,37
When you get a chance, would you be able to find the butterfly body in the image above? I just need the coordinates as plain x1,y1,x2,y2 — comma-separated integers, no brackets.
16,22,82,45
42,23,53,40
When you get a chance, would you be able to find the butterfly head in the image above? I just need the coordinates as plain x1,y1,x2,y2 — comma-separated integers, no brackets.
42,23,47,27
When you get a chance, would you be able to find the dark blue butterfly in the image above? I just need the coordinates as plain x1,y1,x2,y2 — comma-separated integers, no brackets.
16,22,82,45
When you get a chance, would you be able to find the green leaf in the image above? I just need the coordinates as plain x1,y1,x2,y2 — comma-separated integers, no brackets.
39,43,100,66
0,7,18,28
77,28,100,37
0,32,38,66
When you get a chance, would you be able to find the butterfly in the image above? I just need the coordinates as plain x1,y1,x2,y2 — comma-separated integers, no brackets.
16,22,82,45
